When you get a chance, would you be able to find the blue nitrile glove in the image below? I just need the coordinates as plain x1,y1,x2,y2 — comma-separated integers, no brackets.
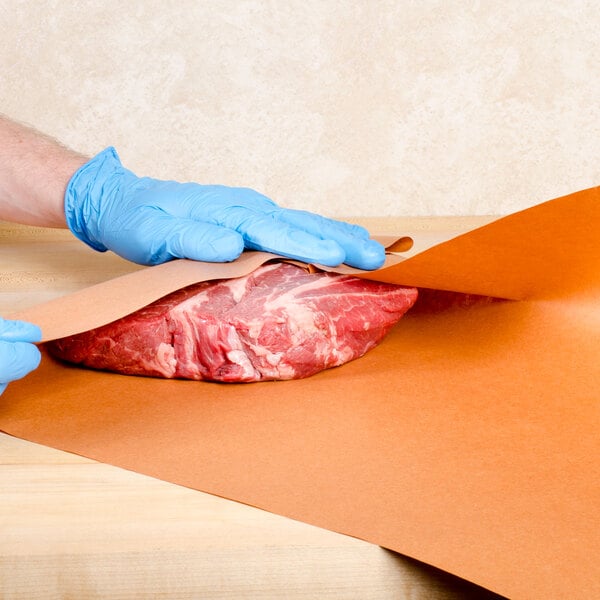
0,318,42,396
65,147,385,270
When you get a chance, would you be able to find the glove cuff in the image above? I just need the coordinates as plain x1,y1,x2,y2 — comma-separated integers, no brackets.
64,146,124,252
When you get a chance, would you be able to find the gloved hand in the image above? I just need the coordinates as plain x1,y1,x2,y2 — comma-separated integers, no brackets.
65,148,385,270
0,318,42,396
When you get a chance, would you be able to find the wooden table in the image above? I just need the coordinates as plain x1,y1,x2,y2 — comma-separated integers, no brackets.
0,218,504,599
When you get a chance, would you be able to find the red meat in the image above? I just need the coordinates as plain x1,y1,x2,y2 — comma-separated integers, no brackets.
47,262,418,382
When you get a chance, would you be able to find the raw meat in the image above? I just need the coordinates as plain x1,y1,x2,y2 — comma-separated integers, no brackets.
47,262,418,382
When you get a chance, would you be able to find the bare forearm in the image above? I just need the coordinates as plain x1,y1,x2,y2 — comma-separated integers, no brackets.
0,115,88,227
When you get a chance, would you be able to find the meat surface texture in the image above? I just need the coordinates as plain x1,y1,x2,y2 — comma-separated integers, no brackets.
47,263,418,382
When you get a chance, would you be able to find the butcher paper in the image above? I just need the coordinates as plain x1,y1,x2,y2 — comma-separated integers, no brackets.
1,186,599,600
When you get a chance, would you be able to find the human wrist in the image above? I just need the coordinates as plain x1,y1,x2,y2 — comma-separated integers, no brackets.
0,115,87,227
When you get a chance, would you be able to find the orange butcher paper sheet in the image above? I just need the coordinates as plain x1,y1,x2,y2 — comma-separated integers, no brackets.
1,186,599,599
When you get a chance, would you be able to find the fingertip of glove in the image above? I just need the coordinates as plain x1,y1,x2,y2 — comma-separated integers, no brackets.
213,231,245,261
160,223,244,263
354,239,386,270
338,238,386,270
0,339,42,383
184,228,244,263
0,318,42,343
13,341,42,374
23,342,42,372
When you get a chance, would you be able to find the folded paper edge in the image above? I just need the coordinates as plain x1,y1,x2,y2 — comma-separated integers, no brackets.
9,230,456,342
9,185,599,341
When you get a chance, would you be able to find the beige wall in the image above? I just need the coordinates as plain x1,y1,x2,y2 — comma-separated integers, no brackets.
1,1,599,217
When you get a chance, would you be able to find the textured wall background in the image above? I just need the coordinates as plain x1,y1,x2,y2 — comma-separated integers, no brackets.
1,0,599,216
